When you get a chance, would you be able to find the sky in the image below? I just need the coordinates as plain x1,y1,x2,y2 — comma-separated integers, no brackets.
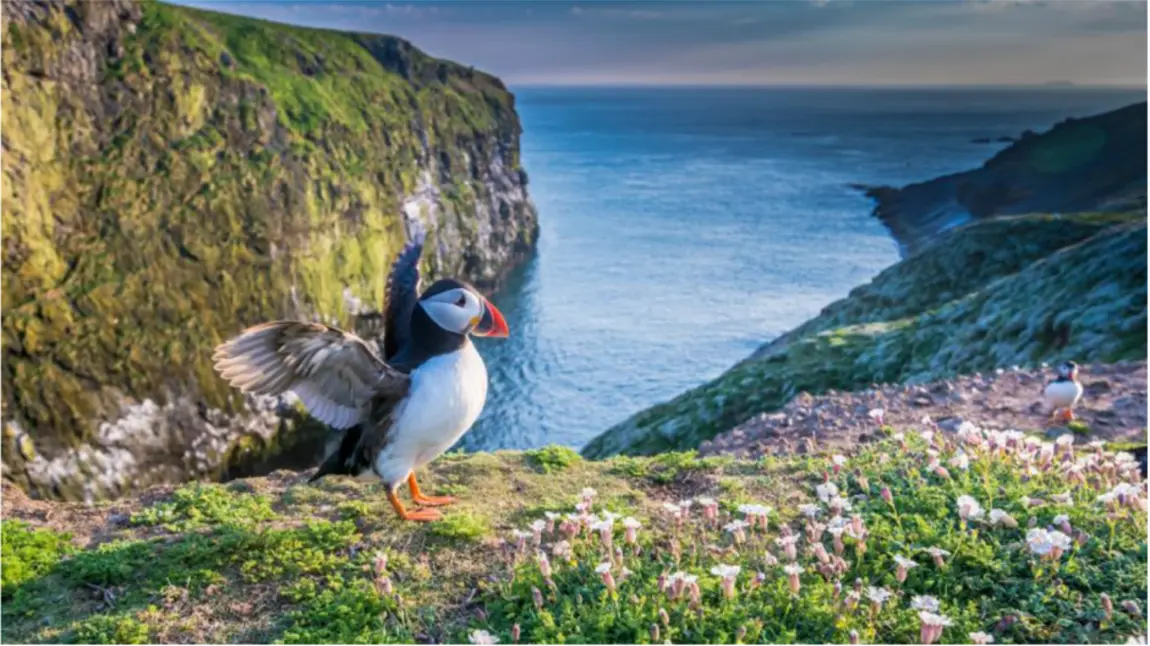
167,0,1148,87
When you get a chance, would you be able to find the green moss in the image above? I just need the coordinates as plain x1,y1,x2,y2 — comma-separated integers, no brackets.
130,482,276,529
1,521,75,599
523,445,582,474
72,613,152,645
427,512,490,542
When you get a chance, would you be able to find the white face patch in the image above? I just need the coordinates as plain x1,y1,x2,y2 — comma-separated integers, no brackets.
420,287,483,335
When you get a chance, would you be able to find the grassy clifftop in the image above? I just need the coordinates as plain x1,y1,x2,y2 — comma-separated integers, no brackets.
583,212,1146,458
2,0,537,499
2,429,1145,644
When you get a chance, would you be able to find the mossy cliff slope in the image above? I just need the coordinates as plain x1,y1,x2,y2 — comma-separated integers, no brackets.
583,212,1146,458
2,0,538,500
866,102,1147,257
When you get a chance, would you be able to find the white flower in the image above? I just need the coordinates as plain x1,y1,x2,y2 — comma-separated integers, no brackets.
783,563,803,575
622,517,641,529
832,455,847,466
595,562,612,574
662,502,682,515
1053,514,1070,526
1052,492,1073,505
866,586,892,604
799,504,822,518
989,509,1012,525
469,630,499,644
1026,529,1054,556
919,611,952,627
590,519,614,533
530,519,546,532
711,564,741,578
828,495,853,512
600,511,621,523
724,520,750,536
969,631,995,644
956,495,984,520
816,482,839,502
911,595,940,612
948,452,970,471
512,529,532,540
926,547,950,557
895,555,919,569
696,496,716,506
738,503,771,517
1055,434,1074,447
1048,530,1072,550
920,430,935,443
581,487,597,498
1124,635,1147,645
868,408,885,423
678,499,694,510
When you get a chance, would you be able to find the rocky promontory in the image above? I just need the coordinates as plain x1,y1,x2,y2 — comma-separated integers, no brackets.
863,102,1146,257
583,212,1146,459
2,0,538,501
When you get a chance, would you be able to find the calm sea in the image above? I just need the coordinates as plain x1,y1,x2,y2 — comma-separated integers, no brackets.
460,86,1145,451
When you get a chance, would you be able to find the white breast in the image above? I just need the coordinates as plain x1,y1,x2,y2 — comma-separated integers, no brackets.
1044,380,1083,409
372,341,488,486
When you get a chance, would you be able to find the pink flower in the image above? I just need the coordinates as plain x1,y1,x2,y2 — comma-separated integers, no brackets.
811,542,831,565
894,555,918,584
622,517,641,544
881,487,893,505
697,497,720,526
537,552,552,578
595,562,616,595
1102,593,1114,619
511,624,520,644
776,534,799,561
532,586,544,609
926,547,950,569
918,611,952,645
849,629,860,645
372,552,388,578
711,564,741,599
783,563,803,595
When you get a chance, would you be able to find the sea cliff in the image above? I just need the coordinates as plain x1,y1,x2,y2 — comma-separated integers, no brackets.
2,0,538,500
864,101,1146,257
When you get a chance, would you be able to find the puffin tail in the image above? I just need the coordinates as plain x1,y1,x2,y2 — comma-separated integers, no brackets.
309,425,373,483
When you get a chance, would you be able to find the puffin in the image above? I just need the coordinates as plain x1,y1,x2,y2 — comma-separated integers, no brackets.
1044,360,1084,423
211,233,509,522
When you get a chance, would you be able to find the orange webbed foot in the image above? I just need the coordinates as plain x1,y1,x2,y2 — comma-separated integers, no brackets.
407,473,456,508
387,489,442,522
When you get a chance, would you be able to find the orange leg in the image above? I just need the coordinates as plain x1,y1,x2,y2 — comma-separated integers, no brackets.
386,488,441,522
408,472,456,507
1062,408,1076,422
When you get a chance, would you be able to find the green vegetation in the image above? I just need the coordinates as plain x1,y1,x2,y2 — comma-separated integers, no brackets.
2,428,1144,644
1,521,76,597
2,0,536,499
583,213,1147,458
525,444,583,474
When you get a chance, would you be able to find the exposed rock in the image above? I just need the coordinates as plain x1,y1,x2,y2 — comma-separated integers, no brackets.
2,0,538,500
699,362,1147,459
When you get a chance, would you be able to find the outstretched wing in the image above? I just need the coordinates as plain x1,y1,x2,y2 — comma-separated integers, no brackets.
212,321,409,429
382,232,425,361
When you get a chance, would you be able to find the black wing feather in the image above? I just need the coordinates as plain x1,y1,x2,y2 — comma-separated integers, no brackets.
383,234,425,361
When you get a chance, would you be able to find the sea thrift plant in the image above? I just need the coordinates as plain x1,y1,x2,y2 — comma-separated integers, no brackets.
467,426,1145,645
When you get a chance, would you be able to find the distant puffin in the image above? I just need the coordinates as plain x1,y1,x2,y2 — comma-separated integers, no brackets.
1044,360,1084,423
212,233,509,522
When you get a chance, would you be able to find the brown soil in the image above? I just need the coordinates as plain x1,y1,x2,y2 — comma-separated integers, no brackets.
699,361,1147,459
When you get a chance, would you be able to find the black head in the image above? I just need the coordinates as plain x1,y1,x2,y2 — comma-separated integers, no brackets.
1057,361,1079,380
408,278,509,356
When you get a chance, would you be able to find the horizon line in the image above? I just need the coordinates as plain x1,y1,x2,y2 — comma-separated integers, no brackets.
507,82,1148,91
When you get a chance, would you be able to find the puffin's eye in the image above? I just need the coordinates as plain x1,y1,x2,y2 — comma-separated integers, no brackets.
455,294,467,308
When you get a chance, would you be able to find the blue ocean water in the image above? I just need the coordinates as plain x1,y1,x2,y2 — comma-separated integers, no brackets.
461,86,1145,452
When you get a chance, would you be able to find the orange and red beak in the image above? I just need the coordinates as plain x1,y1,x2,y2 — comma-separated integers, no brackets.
472,298,509,338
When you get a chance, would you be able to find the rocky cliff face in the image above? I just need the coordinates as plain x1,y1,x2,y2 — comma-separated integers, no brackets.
1,0,539,500
866,102,1147,257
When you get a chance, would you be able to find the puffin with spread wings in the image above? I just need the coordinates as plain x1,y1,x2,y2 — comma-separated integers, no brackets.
211,234,509,522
